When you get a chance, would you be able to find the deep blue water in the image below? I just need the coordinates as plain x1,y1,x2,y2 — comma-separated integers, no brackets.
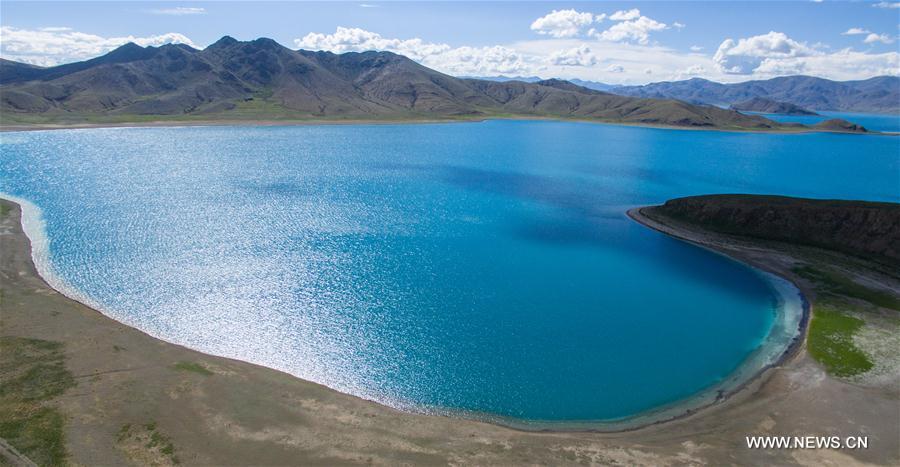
751,111,900,133
1,120,897,425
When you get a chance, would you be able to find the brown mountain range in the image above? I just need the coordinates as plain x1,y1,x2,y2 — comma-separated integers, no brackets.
0,37,843,131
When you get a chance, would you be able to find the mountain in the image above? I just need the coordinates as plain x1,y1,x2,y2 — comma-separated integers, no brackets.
611,76,900,114
568,79,616,92
730,97,818,115
473,76,615,93
0,38,836,131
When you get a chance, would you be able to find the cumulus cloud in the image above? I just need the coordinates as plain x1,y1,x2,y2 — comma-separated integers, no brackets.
528,8,671,45
297,25,899,84
530,9,596,38
596,15,668,45
296,27,450,61
549,46,597,66
296,27,534,75
149,6,206,15
690,45,704,52
0,26,198,66
864,33,895,44
609,9,641,21
713,31,815,74
842,27,870,35
711,31,898,79
672,65,707,80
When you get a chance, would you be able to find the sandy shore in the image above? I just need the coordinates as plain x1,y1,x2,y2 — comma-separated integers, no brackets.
1,199,897,465
3,116,884,135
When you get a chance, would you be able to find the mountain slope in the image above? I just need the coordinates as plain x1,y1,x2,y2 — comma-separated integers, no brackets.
612,76,900,113
731,97,818,115
0,38,812,130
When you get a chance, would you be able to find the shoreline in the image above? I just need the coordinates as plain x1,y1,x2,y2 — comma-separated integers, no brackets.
2,193,805,434
0,115,888,135
626,207,813,386
2,197,896,465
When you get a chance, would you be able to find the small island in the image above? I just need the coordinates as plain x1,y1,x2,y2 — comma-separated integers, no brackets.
731,97,819,116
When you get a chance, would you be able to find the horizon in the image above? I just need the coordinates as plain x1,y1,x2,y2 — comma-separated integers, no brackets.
1,1,898,85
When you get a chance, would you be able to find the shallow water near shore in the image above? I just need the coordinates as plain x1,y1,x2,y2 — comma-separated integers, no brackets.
1,120,896,426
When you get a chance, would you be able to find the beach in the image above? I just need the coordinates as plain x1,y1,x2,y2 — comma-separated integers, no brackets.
2,198,898,465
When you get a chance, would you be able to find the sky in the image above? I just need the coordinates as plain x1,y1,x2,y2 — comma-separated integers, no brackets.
1,1,898,85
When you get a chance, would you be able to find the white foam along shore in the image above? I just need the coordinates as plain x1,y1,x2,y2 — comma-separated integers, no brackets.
0,192,807,432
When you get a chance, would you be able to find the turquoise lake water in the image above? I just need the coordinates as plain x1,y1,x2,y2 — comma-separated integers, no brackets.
1,120,897,425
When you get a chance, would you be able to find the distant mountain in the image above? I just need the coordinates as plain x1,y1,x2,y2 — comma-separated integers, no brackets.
469,75,544,83
611,76,900,114
472,76,615,92
0,38,826,131
568,79,616,92
731,97,818,116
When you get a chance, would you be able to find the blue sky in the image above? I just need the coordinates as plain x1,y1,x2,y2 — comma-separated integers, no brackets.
2,1,898,84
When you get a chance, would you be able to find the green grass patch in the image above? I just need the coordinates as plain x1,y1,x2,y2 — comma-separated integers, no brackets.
0,203,11,219
0,336,76,466
171,361,213,376
119,421,179,464
794,266,900,310
807,303,874,377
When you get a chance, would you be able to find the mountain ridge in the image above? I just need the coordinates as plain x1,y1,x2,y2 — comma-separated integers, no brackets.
0,37,874,131
611,76,899,114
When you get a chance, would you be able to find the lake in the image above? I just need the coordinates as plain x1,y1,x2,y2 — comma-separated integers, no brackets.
1,120,897,427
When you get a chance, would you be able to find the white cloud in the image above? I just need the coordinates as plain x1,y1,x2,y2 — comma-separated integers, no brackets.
0,26,198,66
149,7,206,15
296,27,534,76
295,27,451,61
549,46,597,66
690,45,704,52
864,33,895,44
842,27,870,35
673,22,686,29
530,9,596,38
874,1,900,8
713,31,815,74
672,65,707,80
596,15,668,45
609,9,641,21
298,26,899,84
711,31,898,79
359,4,379,7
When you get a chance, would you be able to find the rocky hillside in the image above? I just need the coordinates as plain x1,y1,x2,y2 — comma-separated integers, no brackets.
813,119,868,133
644,195,900,267
731,97,818,116
0,37,786,130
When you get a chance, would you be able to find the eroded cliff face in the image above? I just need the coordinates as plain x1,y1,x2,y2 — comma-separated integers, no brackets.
647,195,900,267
